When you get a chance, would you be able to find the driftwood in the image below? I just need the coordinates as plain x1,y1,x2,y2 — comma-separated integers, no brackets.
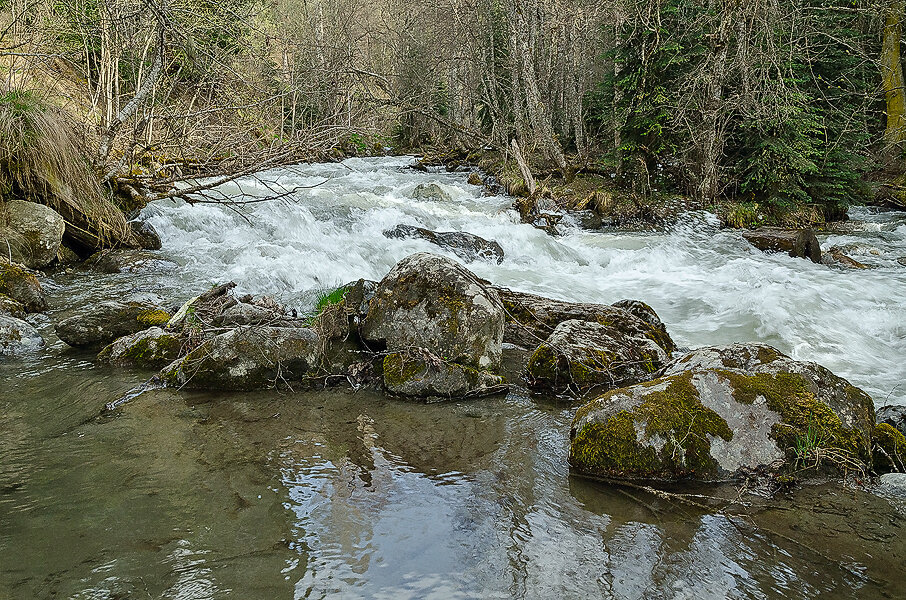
510,139,537,195
742,227,821,263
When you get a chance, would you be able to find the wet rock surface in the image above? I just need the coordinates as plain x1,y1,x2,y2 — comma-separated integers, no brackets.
383,224,505,264
97,326,184,368
0,314,43,355
412,182,452,202
569,343,876,482
877,405,906,437
743,227,822,263
86,249,177,274
0,199,65,269
0,260,47,312
55,294,170,347
381,350,507,399
128,219,162,250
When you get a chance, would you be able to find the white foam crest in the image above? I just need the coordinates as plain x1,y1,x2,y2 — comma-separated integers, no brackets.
144,157,906,405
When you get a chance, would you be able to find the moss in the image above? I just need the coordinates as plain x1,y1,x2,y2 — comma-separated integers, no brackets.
136,308,171,326
718,370,870,464
382,352,424,387
873,423,906,473
756,346,780,364
570,372,733,479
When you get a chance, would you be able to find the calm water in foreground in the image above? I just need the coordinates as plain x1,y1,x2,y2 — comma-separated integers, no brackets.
2,157,905,598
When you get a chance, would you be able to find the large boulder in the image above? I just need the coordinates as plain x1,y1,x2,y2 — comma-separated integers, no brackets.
526,319,669,395
0,314,43,355
0,261,47,312
86,249,177,274
55,295,170,347
569,343,875,482
128,220,162,250
384,224,505,264
159,326,320,390
493,286,675,354
412,183,452,202
0,199,65,268
97,326,183,369
362,253,504,370
382,350,506,399
742,227,821,263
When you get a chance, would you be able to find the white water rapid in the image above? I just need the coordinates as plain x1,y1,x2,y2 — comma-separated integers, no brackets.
142,156,906,406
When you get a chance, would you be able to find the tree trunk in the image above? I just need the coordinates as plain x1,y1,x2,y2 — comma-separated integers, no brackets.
882,0,906,158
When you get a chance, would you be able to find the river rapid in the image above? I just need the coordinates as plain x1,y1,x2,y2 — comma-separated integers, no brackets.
1,156,905,598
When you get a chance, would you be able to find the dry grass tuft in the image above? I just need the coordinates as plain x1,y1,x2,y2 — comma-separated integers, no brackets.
0,86,133,251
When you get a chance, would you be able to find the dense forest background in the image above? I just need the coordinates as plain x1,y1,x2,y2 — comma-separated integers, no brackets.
2,0,905,228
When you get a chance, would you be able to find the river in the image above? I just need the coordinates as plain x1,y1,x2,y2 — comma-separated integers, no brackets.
1,156,905,598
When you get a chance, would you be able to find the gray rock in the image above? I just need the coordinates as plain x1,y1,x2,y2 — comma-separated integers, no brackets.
0,293,25,319
877,405,906,437
898,257,906,267
213,302,284,327
493,286,676,354
0,261,47,312
97,326,183,368
878,473,906,498
0,314,43,355
86,249,177,274
526,319,669,395
159,326,321,390
412,183,452,202
569,343,875,482
382,349,506,399
743,227,821,263
0,199,65,268
55,295,170,347
128,220,162,250
384,224,505,264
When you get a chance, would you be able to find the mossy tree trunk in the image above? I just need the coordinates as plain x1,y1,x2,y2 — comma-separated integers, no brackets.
882,0,906,162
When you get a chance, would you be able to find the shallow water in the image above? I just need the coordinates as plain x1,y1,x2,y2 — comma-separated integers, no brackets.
2,157,906,598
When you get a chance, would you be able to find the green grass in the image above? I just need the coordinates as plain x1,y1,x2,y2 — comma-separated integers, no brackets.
304,285,349,326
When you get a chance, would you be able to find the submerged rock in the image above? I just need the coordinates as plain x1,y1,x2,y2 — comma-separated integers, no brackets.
0,314,43,355
384,224,505,264
526,319,668,395
86,249,177,274
412,183,452,202
128,220,162,250
742,227,821,263
55,295,171,347
821,247,868,269
98,326,183,369
382,350,506,399
159,326,320,390
569,343,875,482
0,261,47,312
362,253,504,398
493,286,675,354
0,199,65,269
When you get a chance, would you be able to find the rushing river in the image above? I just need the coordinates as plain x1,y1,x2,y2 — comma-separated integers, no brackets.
2,156,906,598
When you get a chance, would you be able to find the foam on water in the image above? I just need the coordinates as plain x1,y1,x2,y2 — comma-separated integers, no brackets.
143,156,906,405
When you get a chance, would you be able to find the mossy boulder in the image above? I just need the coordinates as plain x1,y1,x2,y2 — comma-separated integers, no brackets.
0,314,43,355
873,423,906,473
569,343,875,482
55,295,171,347
362,253,504,371
0,293,25,319
381,349,506,399
0,261,47,312
492,286,675,354
158,326,320,390
97,326,183,369
384,224,505,264
526,319,668,395
0,199,65,268
876,405,906,437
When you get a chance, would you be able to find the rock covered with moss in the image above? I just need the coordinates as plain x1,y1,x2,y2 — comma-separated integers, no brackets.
569,343,876,482
0,199,65,269
0,260,46,312
159,326,320,390
527,319,669,395
97,326,183,368
0,314,43,355
0,293,25,319
363,253,504,370
491,286,675,354
55,294,171,347
382,350,506,399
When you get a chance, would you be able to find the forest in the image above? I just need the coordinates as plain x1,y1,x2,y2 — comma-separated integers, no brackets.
2,0,906,233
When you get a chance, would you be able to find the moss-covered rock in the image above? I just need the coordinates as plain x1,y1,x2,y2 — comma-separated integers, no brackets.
362,253,504,371
873,423,906,474
0,199,65,268
97,326,183,369
55,294,171,347
0,314,43,355
0,293,25,319
0,261,46,312
159,326,321,390
570,343,875,482
491,286,675,354
526,319,668,396
381,349,506,399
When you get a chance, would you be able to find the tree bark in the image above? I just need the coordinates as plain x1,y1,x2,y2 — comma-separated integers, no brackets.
882,0,906,158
